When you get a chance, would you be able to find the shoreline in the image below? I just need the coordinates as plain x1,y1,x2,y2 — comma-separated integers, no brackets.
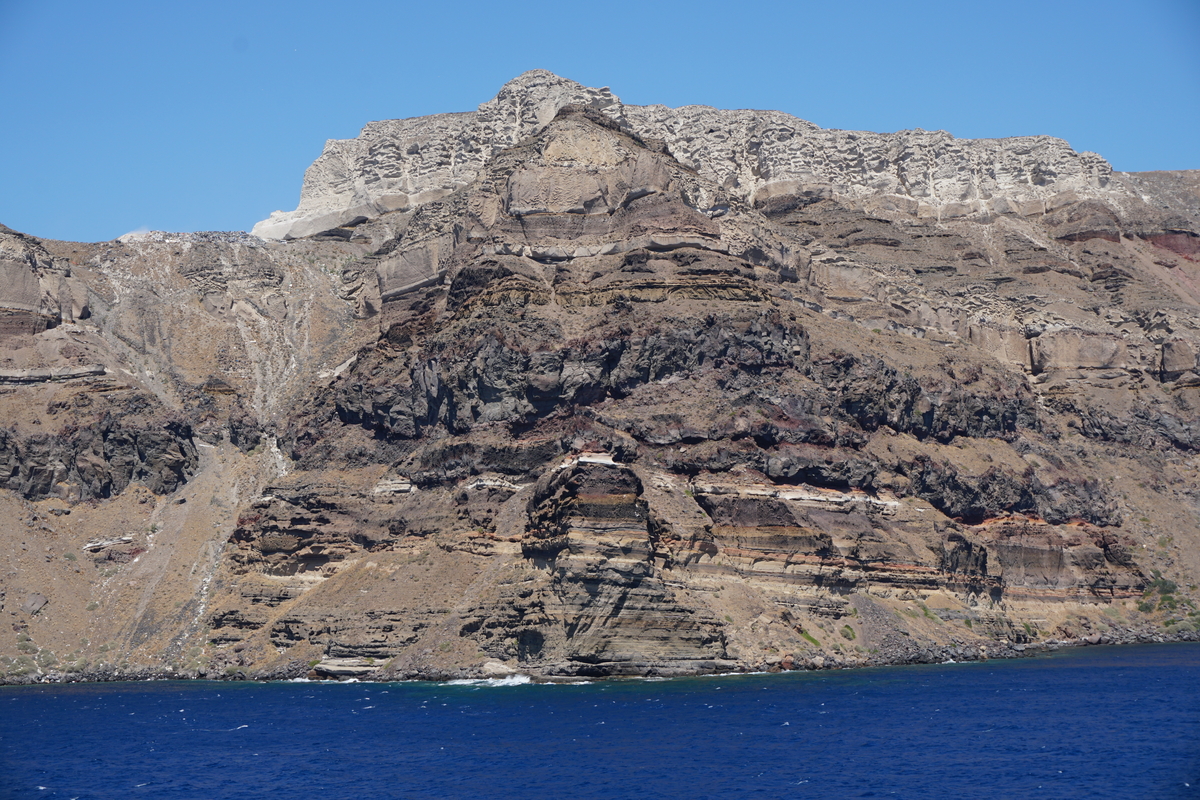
4,628,1196,688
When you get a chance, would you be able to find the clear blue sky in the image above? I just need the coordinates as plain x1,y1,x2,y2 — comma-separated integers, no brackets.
2,0,1198,242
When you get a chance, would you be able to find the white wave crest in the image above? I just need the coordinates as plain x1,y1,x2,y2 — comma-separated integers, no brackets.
447,674,533,687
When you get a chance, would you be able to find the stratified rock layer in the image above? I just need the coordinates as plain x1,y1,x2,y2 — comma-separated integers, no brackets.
2,74,1200,685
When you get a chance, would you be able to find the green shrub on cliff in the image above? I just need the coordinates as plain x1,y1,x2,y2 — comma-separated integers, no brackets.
1139,573,1183,613
8,655,36,676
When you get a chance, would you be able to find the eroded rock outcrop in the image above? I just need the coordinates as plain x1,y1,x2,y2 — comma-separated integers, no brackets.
0,225,88,336
255,71,1130,242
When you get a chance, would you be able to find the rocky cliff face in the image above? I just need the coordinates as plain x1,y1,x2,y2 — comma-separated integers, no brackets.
2,72,1199,684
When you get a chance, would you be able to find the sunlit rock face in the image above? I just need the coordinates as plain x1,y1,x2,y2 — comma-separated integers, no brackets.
253,72,624,241
2,73,1200,686
255,69,1138,243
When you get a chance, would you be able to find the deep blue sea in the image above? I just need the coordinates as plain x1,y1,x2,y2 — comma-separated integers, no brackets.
1,643,1197,799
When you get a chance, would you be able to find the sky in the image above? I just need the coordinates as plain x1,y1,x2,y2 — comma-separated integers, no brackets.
1,0,1198,243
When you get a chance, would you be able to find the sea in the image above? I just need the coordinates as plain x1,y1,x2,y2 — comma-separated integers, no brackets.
1,642,1196,799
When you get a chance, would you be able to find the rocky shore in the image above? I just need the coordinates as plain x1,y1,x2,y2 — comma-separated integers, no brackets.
5,629,1197,687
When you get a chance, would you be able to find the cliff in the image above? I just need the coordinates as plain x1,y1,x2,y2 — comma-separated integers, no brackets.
2,72,1198,683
